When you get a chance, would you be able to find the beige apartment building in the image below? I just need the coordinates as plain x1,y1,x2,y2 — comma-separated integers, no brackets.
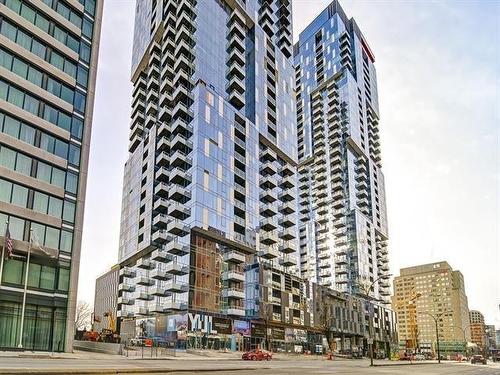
469,310,486,350
392,262,471,354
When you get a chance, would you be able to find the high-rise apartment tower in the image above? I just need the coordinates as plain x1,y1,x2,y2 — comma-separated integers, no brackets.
0,0,103,351
294,1,390,301
117,0,302,342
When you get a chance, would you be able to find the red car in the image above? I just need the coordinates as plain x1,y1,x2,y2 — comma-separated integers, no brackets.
242,349,272,361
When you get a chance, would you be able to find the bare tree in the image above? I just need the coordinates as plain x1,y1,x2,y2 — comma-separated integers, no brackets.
75,300,92,331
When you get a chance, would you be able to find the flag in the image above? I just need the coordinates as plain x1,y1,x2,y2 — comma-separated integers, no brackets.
4,226,13,258
31,230,57,258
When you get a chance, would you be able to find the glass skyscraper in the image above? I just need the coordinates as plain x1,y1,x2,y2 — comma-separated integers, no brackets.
0,0,103,351
117,0,310,348
294,1,390,302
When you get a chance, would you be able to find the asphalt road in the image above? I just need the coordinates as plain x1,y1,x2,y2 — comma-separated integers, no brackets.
0,357,499,375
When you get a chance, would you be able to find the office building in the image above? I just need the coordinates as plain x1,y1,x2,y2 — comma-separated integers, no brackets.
116,0,300,344
392,262,471,354
469,310,485,350
0,0,102,351
485,324,497,350
92,265,119,333
293,0,390,302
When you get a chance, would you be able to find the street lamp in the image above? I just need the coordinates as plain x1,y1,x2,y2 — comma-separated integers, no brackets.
451,324,470,359
354,274,393,366
421,310,452,364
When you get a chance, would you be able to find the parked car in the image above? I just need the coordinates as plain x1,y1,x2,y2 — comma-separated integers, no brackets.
471,355,487,365
242,349,272,361
414,354,425,361
130,336,146,346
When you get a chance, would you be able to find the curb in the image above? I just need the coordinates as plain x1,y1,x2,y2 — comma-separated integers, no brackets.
0,367,270,374
373,362,440,367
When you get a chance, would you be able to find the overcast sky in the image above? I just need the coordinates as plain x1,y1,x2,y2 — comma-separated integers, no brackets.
79,1,499,328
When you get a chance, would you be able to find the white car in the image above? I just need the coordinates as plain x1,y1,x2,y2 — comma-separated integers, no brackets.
414,354,425,361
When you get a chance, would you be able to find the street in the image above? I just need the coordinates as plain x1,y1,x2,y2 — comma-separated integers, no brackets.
0,356,499,375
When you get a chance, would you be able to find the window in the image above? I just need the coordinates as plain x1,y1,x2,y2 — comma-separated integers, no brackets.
68,144,80,166
15,153,31,175
71,117,83,139
9,216,25,241
73,91,86,114
45,227,60,249
57,268,70,291
27,67,43,86
11,184,28,207
33,191,49,214
63,201,75,223
19,124,35,145
2,259,23,284
0,179,12,202
66,172,78,194
82,18,93,39
28,263,41,288
8,86,24,107
37,161,52,183
51,168,65,188
40,266,55,289
31,222,45,244
12,58,28,78
48,197,63,218
54,140,68,159
3,116,20,138
0,147,16,169
60,230,73,253
23,95,39,115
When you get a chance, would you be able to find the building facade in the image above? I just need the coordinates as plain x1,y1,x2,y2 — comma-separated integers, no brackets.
92,265,119,333
116,0,302,346
293,0,390,302
392,262,471,355
485,324,497,351
469,310,485,351
0,0,102,351
313,285,397,357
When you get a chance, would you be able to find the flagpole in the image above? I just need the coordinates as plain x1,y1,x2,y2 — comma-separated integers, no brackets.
18,228,32,349
0,221,8,286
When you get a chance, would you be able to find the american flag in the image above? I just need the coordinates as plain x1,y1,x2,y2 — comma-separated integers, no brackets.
4,227,13,258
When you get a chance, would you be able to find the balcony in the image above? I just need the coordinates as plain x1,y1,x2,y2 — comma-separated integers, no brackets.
150,304,165,313
228,89,245,109
168,202,190,219
136,292,154,301
260,202,278,217
152,214,169,228
137,258,155,270
165,241,190,256
260,217,278,231
260,231,278,245
167,220,189,236
117,297,134,305
163,301,187,312
260,161,278,175
259,247,280,259
260,175,278,189
170,150,192,168
169,185,191,202
154,182,169,198
165,262,189,276
169,167,192,186
223,270,245,282
164,281,188,293
279,228,296,240
260,189,278,203
150,287,169,297
156,151,169,167
279,215,295,228
136,276,155,286
280,254,297,267
279,202,295,214
150,269,172,281
151,249,172,263
223,288,245,299
280,175,295,189
117,310,134,318
226,306,245,317
152,229,169,245
119,267,136,278
318,260,330,269
119,283,135,293
278,190,295,202
135,307,150,315
223,251,245,264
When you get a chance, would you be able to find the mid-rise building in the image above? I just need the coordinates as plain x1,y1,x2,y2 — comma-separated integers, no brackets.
293,0,390,302
0,0,102,351
485,324,497,350
469,310,485,350
313,285,397,357
92,265,119,333
116,0,301,345
392,262,471,355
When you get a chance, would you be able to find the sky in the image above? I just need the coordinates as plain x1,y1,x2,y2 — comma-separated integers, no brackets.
79,1,500,328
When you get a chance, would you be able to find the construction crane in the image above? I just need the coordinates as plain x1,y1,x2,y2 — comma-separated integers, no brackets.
100,310,119,343
393,293,421,354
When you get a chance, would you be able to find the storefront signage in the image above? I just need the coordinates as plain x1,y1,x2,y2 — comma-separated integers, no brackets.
233,320,250,336
251,323,266,337
188,313,232,335
272,327,285,340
